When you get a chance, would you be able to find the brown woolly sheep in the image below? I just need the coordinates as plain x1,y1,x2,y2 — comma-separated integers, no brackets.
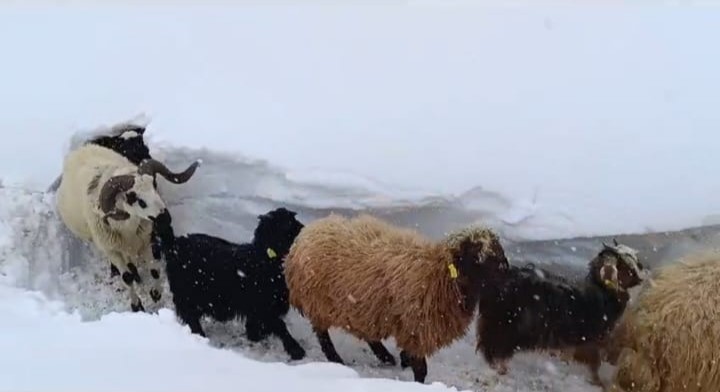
284,213,509,383
605,250,720,392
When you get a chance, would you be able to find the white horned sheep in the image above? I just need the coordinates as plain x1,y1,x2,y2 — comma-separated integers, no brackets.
55,143,201,311
604,250,720,392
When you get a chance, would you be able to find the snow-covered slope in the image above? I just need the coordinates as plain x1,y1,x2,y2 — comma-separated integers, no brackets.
0,283,467,392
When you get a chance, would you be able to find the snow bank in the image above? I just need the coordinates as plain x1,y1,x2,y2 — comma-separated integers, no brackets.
0,283,465,392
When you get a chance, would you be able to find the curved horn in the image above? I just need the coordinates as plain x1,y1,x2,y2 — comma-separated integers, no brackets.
138,158,201,184
99,175,136,214
613,238,619,246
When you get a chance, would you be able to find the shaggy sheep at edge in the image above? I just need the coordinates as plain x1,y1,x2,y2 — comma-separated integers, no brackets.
475,240,646,386
284,213,509,383
55,143,201,311
150,207,306,360
606,250,720,392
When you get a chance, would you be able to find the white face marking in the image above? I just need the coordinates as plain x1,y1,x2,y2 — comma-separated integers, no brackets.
122,175,165,219
604,242,643,279
120,131,139,140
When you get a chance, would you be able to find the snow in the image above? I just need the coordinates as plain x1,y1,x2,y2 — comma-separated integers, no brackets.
0,284,459,392
0,3,716,391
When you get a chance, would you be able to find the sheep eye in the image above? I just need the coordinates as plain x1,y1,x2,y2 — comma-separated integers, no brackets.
126,192,137,205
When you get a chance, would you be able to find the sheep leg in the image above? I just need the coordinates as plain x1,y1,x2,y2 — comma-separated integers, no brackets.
367,341,396,365
614,348,660,392
176,310,206,337
314,328,344,364
147,261,163,303
479,338,512,375
400,350,411,369
573,345,603,386
245,318,270,342
405,353,428,383
109,251,145,312
186,317,205,337
267,318,306,361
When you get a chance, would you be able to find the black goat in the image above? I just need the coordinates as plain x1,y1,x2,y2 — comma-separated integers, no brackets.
476,240,646,385
150,207,306,360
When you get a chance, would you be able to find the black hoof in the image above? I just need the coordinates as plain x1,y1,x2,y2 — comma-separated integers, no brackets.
327,353,344,365
377,352,396,366
150,289,162,302
287,345,306,361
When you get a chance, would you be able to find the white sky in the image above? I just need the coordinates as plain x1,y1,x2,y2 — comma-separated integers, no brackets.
1,3,719,234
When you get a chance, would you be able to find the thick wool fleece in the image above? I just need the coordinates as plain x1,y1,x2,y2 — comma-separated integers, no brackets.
285,214,483,358
609,251,720,392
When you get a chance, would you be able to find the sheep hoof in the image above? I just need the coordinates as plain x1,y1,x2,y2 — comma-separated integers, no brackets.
326,353,344,365
379,354,396,366
150,289,162,302
287,345,306,361
368,341,396,366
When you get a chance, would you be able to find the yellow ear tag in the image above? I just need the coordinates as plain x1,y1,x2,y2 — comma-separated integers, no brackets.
448,263,459,279
604,279,618,290
266,248,277,259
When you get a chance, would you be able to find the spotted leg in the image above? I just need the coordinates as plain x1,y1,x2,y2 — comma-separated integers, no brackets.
109,251,145,312
147,260,163,303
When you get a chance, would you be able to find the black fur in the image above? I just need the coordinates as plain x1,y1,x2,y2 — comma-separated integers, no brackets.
88,125,151,166
476,248,642,372
150,207,306,361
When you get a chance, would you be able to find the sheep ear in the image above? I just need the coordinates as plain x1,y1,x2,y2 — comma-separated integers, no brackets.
602,241,614,251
